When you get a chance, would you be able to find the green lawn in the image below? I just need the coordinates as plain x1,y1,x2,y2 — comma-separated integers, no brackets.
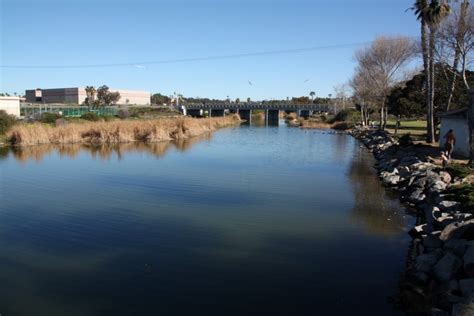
386,120,427,129
384,119,428,138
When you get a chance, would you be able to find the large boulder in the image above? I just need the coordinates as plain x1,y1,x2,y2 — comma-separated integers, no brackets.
398,166,412,179
464,247,474,277
382,174,401,186
432,207,442,220
439,201,461,214
413,162,437,171
408,188,426,204
445,239,468,257
459,279,474,297
433,253,462,282
427,181,448,195
423,234,444,249
440,220,474,241
416,253,440,273
398,155,420,167
409,224,431,238
412,176,428,189
439,171,452,184
451,295,474,316
437,215,456,228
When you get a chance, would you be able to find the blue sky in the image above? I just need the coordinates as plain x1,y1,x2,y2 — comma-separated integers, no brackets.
1,0,420,100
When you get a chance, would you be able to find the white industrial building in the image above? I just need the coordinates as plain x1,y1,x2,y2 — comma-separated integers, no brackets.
25,87,151,105
0,96,21,117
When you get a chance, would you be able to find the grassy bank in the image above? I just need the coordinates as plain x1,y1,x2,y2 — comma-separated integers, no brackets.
7,115,241,146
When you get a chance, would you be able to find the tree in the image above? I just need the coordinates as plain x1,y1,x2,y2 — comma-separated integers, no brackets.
96,85,121,107
387,64,474,118
354,36,417,129
334,84,350,111
151,93,171,105
292,96,310,104
437,0,472,110
84,86,96,107
411,0,451,143
235,98,240,104
309,91,316,103
247,97,251,103
351,66,374,126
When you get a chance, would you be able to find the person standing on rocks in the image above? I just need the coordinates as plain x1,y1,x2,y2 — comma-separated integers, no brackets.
443,129,456,160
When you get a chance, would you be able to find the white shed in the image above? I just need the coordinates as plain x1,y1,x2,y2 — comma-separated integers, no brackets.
438,108,469,158
0,96,21,117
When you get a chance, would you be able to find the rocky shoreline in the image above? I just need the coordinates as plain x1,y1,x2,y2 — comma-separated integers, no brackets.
351,129,474,316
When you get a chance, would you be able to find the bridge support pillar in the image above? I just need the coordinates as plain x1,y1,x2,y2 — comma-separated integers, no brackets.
266,109,279,126
238,109,252,124
210,109,225,117
187,109,202,118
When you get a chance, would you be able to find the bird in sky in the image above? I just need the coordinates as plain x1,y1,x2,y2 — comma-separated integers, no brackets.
248,80,253,86
134,64,146,69
304,79,310,83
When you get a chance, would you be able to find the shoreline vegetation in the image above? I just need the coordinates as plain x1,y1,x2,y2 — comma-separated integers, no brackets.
6,115,241,146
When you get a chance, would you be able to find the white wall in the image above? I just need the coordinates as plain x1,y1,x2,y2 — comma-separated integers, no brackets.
439,117,470,158
0,96,20,117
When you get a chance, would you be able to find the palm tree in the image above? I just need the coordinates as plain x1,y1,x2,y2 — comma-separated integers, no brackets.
85,86,96,108
411,0,450,143
309,91,316,103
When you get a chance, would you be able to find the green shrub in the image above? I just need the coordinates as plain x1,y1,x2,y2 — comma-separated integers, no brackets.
128,106,177,117
117,109,130,119
0,110,17,134
40,112,61,124
80,112,100,121
445,163,471,179
445,184,474,211
334,109,361,123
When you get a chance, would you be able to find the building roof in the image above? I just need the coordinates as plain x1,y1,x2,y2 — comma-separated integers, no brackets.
0,96,20,101
437,107,468,119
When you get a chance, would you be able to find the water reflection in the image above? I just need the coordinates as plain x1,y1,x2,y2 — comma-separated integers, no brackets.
5,133,213,163
348,145,408,236
0,127,410,316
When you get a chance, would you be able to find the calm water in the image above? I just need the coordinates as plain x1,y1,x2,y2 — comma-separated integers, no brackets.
0,124,412,316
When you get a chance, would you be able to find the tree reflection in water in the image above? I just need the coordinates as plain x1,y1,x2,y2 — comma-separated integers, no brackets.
348,144,409,237
5,133,213,163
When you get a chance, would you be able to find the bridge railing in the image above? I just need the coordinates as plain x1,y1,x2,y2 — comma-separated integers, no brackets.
183,102,334,111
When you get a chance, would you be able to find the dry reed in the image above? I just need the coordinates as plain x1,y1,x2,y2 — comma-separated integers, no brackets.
8,115,241,146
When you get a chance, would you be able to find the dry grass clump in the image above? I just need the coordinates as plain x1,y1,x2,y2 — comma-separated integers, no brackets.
286,112,298,121
299,119,332,129
8,115,240,146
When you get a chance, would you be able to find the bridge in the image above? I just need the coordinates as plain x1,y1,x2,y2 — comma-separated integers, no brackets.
181,102,333,125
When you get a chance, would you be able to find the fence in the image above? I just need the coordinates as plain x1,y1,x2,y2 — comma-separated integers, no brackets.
20,104,118,117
